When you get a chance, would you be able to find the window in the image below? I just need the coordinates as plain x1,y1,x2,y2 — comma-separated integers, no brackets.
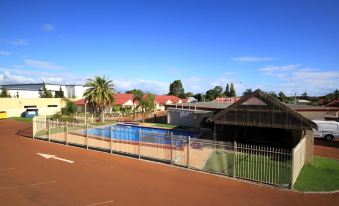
24,105,37,108
48,105,58,107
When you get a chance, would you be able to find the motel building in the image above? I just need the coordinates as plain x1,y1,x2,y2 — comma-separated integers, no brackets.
0,83,86,99
75,94,183,113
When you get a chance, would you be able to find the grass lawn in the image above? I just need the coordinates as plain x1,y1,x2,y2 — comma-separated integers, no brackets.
151,123,177,129
9,117,33,123
204,150,292,186
294,156,339,192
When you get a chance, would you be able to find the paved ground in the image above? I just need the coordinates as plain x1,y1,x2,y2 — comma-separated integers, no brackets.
0,119,338,206
314,138,339,159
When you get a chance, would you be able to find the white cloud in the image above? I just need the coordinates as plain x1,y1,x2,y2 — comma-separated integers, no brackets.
24,59,64,70
42,24,55,32
259,64,339,95
231,56,275,63
0,50,11,55
9,39,27,46
114,78,169,94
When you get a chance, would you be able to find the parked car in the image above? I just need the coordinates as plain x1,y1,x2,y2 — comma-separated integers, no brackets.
312,120,339,141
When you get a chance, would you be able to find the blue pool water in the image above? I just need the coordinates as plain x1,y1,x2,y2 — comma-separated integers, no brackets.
85,124,198,146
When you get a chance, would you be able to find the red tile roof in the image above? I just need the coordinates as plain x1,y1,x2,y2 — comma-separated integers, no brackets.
155,95,181,104
75,93,134,106
327,99,339,107
75,94,181,106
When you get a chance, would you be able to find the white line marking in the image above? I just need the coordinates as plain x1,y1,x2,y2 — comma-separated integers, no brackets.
37,153,74,163
0,180,56,191
85,200,114,206
0,168,14,171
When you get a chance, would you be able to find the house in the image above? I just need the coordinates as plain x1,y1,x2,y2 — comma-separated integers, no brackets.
155,95,182,111
327,99,339,107
75,94,183,112
0,83,86,99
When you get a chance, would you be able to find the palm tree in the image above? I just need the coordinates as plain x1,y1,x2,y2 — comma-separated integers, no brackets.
84,76,115,122
131,90,144,121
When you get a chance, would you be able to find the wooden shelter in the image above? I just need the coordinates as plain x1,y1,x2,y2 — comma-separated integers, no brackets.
208,89,317,148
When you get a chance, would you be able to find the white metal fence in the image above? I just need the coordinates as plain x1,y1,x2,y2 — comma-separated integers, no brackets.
32,119,303,188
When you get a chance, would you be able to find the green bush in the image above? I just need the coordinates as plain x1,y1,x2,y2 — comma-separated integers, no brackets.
62,100,77,115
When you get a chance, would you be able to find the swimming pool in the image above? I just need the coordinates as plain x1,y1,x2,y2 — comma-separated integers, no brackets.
85,124,198,146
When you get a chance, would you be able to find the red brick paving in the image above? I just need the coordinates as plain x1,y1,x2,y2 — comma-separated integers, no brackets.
0,119,338,206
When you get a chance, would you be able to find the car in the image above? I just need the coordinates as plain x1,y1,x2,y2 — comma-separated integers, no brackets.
312,120,339,141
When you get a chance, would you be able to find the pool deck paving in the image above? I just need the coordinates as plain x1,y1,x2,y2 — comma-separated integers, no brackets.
0,119,338,206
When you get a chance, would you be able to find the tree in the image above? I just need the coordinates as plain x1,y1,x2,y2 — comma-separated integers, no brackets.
0,87,11,98
126,89,143,94
130,89,144,121
168,80,185,98
242,88,253,96
268,91,278,99
39,83,53,98
62,100,77,115
224,83,230,97
140,93,156,121
214,86,223,96
229,83,236,97
185,92,194,98
301,92,309,100
54,86,65,98
84,76,115,122
278,91,288,103
194,93,203,102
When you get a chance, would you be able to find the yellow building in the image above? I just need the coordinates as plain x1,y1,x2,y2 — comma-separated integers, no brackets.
0,98,67,117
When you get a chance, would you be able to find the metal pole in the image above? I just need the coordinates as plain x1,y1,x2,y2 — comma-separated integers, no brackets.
187,136,190,168
110,126,113,154
85,102,87,125
66,121,68,145
170,132,173,164
138,129,141,159
233,141,237,178
86,123,89,149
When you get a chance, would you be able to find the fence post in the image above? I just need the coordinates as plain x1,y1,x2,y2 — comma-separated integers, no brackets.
47,119,50,142
32,117,35,139
291,147,295,188
170,132,173,164
187,136,190,168
65,121,68,145
86,123,89,149
138,129,141,159
110,126,113,154
233,141,237,178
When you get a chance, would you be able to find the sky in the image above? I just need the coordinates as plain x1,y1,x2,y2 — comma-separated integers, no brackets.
0,0,338,96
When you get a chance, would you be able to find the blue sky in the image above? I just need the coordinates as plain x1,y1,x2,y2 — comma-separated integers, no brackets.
0,0,338,96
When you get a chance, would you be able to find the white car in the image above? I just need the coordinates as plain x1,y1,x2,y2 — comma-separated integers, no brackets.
312,120,339,141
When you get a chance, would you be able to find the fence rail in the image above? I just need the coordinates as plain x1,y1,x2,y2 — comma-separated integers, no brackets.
33,117,297,188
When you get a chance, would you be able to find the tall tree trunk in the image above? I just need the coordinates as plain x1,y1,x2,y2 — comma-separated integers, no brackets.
99,110,105,122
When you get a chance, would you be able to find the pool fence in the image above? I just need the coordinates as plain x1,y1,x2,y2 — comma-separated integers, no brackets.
32,116,307,189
